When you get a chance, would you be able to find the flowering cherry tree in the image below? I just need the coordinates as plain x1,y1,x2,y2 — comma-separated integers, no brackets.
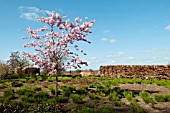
22,11,95,96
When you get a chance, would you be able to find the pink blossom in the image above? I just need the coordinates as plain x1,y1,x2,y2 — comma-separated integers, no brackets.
22,10,95,73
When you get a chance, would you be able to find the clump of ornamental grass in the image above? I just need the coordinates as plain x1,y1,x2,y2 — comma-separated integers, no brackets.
19,78,27,83
139,91,155,104
88,93,100,100
130,100,145,113
70,94,84,104
48,85,55,95
0,88,15,103
123,90,133,101
60,84,76,97
77,85,88,94
108,92,120,101
154,94,170,102
11,81,23,87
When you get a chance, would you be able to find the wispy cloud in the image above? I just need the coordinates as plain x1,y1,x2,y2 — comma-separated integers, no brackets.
110,39,116,44
103,30,110,33
89,57,97,60
144,48,170,53
101,38,108,41
106,52,124,58
144,49,157,53
20,12,39,21
165,24,170,31
101,38,116,44
18,6,50,21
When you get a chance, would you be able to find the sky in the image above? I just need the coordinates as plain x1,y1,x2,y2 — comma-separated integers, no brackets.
0,0,170,70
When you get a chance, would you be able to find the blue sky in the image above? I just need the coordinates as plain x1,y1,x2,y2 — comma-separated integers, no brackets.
0,0,170,70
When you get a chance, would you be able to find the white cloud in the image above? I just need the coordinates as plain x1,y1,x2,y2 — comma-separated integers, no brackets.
89,57,97,60
111,60,116,63
101,38,108,41
18,6,41,13
110,39,116,44
103,30,110,33
165,24,170,31
18,6,50,21
127,57,135,60
20,12,39,21
101,38,116,44
144,49,158,53
107,52,125,58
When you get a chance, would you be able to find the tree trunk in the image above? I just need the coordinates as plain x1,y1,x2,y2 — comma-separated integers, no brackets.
56,75,58,97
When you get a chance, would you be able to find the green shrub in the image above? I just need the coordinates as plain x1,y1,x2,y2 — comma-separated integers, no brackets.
139,91,154,104
155,94,170,102
19,78,27,83
21,95,35,103
55,95,68,103
123,90,133,101
1,88,15,103
58,77,72,82
142,79,152,84
28,77,36,83
114,101,123,106
34,90,49,98
77,85,88,94
70,94,84,104
40,74,47,81
134,79,142,84
95,107,115,113
34,86,42,91
0,83,6,89
4,88,14,98
77,106,94,113
108,92,120,101
11,81,23,87
16,86,35,95
88,93,100,100
48,86,56,95
4,74,21,79
60,85,73,97
130,100,145,113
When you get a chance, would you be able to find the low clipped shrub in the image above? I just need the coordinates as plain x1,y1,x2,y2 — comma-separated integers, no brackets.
108,92,120,101
114,101,123,106
77,85,88,94
76,106,94,113
130,100,145,113
0,83,6,89
155,94,170,102
48,86,55,95
60,85,73,97
95,106,115,113
11,81,23,87
28,77,36,83
34,86,42,91
4,88,14,98
58,77,72,82
19,78,27,83
123,90,133,101
55,95,68,103
0,88,15,103
21,95,35,103
40,74,47,81
88,93,100,100
139,91,154,104
70,94,84,104
34,90,49,98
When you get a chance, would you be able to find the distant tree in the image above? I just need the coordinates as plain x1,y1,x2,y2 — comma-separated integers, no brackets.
7,51,30,73
0,60,9,79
